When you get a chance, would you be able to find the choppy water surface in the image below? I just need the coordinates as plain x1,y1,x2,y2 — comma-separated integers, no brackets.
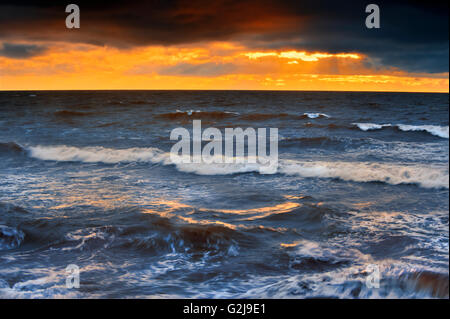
0,91,448,298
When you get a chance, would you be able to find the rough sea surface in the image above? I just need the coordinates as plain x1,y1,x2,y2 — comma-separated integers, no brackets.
0,91,448,298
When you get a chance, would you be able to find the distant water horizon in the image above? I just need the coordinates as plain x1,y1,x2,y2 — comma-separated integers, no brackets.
1,89,449,93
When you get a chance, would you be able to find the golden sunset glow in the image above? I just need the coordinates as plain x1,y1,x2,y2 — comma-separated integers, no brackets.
1,41,448,92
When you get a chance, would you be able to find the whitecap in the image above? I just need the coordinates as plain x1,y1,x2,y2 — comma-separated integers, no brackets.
25,145,449,189
279,160,449,189
353,123,449,138
353,123,391,131
397,124,449,139
27,145,170,164
304,112,330,119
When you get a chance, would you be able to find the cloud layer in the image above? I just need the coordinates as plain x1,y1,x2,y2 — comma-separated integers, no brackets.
0,42,47,58
0,0,448,72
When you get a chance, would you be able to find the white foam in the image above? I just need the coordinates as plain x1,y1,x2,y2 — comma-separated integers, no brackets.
26,145,448,188
397,124,449,139
304,112,330,119
174,160,262,175
353,123,391,131
26,145,276,174
353,123,449,138
0,271,84,298
176,110,239,116
279,160,449,189
27,145,171,164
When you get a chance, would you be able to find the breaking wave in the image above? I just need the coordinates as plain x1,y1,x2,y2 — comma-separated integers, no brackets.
397,124,449,139
27,145,170,164
353,123,449,138
173,159,449,189
24,145,449,189
280,160,449,189
25,145,269,175
301,113,330,119
353,123,392,131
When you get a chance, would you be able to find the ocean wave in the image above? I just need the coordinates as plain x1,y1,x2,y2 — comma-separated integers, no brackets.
130,223,239,257
301,113,330,119
282,240,362,271
27,145,170,164
237,264,449,298
0,225,25,250
25,145,271,175
173,160,265,175
353,123,449,138
353,123,392,131
61,217,240,257
397,124,449,139
399,270,449,298
24,145,449,188
0,277,84,299
62,226,121,252
0,142,25,154
280,160,449,189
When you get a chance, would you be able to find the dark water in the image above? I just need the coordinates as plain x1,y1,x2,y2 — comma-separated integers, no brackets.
0,91,448,298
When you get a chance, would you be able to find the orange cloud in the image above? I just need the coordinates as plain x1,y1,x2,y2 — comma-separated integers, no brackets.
0,41,448,92
244,50,361,62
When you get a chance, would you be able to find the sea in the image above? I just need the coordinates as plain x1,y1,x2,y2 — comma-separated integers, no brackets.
0,90,448,298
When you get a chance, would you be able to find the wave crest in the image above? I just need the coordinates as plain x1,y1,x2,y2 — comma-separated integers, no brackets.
280,160,449,189
27,145,170,164
397,124,449,139
353,123,449,138
25,145,449,189
301,113,330,119
61,217,240,257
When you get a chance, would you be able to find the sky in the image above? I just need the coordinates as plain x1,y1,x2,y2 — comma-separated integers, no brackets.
0,0,448,92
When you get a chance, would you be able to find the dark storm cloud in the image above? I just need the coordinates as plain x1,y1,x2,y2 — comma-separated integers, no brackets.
0,42,47,58
0,0,290,47
0,0,448,72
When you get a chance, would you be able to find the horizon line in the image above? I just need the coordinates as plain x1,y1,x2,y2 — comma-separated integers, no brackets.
0,88,448,94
